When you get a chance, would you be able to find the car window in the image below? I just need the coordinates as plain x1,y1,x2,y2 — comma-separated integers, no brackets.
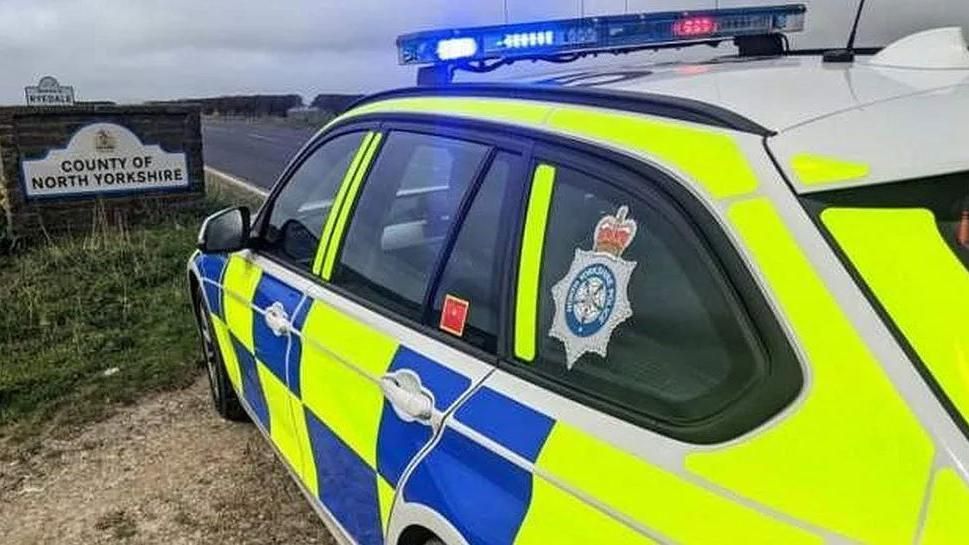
806,172,969,426
334,131,490,320
523,164,763,425
431,152,521,353
261,132,366,271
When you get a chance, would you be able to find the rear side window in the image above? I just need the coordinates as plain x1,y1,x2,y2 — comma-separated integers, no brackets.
431,152,521,353
262,132,366,271
333,131,490,320
521,163,767,427
805,173,969,430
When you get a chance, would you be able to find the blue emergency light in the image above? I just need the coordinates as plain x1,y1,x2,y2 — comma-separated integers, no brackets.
398,4,806,83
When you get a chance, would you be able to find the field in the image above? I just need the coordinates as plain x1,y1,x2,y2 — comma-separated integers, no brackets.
0,193,332,544
0,202,218,442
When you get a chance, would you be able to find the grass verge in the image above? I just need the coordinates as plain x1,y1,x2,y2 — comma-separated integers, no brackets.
0,200,225,444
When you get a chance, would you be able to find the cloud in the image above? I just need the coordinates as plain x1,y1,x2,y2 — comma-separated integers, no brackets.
0,0,508,103
0,0,966,104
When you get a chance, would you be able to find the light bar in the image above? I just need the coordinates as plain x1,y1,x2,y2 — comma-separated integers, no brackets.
397,4,806,66
437,37,479,60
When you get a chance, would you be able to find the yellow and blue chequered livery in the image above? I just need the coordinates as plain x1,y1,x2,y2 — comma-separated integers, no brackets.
189,18,969,545
193,238,969,545
195,251,482,545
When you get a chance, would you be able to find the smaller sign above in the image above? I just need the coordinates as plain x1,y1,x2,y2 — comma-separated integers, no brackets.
22,122,189,199
25,76,75,107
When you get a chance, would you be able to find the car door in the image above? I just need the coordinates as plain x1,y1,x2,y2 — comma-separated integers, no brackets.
282,124,530,545
219,127,374,492
394,145,806,544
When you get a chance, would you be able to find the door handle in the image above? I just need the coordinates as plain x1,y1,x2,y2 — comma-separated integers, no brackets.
264,302,291,336
380,369,436,426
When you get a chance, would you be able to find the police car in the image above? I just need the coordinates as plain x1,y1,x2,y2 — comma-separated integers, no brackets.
188,4,969,544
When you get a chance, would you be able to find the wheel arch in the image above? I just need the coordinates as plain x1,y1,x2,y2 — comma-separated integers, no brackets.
397,525,438,545
386,501,469,545
186,256,209,337
187,267,205,317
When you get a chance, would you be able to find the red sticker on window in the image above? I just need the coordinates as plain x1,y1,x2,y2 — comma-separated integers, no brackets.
440,295,470,337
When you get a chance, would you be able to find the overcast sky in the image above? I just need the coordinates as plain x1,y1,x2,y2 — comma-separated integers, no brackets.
1,0,966,105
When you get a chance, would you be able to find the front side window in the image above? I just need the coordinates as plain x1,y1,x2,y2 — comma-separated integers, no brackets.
333,131,490,320
522,164,765,427
261,132,366,271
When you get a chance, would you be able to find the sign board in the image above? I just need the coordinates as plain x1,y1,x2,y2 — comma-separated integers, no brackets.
21,122,189,199
25,76,75,107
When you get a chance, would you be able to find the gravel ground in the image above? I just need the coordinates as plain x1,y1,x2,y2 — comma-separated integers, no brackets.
0,378,335,545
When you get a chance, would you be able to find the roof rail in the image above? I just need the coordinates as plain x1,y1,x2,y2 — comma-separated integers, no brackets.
349,84,775,136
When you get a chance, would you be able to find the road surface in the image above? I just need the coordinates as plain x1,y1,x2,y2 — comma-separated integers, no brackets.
0,378,334,545
202,118,318,191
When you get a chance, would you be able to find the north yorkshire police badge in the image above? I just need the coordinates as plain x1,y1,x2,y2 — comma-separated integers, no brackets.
550,206,638,369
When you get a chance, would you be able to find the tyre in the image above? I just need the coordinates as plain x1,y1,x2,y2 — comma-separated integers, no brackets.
424,540,444,545
194,285,248,422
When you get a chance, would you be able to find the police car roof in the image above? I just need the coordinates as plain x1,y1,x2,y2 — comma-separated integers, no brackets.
366,53,969,136
361,28,969,187
506,54,967,133
362,55,969,188
539,54,969,186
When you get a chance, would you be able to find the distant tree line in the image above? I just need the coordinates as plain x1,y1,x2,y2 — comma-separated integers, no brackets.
167,95,303,117
152,93,363,118
310,94,364,114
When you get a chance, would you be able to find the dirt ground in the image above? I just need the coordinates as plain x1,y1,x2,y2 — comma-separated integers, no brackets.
0,378,335,545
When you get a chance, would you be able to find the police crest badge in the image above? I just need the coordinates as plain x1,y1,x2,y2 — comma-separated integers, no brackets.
550,206,638,369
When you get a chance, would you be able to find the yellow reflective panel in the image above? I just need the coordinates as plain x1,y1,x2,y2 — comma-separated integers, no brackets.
822,208,969,422
547,108,758,199
687,198,934,544
302,300,399,377
515,476,659,545
515,164,556,362
345,97,759,200
535,423,821,545
313,131,376,276
209,314,242,391
919,468,969,545
322,132,384,281
257,362,318,494
222,255,262,353
348,97,554,126
791,154,870,186
378,475,396,535
300,347,385,468
299,300,398,467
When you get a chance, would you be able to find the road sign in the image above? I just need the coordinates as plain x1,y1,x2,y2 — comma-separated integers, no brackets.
22,122,189,199
25,76,75,107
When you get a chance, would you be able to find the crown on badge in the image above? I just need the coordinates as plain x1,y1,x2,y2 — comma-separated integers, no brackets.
94,129,116,153
594,206,637,257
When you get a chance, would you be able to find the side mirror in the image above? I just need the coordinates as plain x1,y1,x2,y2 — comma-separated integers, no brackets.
198,207,250,253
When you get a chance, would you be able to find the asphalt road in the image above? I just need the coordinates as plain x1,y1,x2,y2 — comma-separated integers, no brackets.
202,118,318,191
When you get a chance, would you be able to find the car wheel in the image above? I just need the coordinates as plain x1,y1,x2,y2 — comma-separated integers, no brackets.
424,540,445,545
194,285,248,422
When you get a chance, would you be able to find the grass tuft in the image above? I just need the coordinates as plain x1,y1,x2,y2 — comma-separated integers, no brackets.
0,200,224,442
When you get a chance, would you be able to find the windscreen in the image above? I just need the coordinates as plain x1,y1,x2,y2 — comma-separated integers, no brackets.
802,172,969,429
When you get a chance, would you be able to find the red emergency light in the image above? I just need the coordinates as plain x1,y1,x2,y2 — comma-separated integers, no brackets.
673,16,718,38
